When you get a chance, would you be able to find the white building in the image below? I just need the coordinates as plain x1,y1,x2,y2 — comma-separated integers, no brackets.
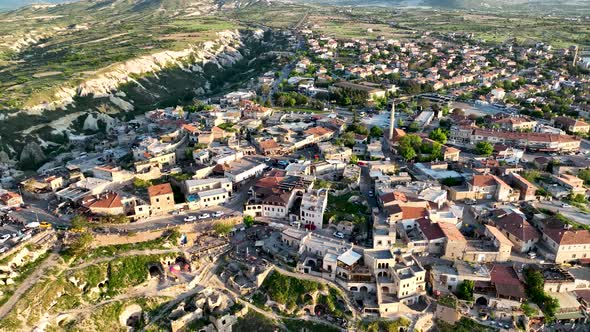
224,159,266,183
300,189,328,229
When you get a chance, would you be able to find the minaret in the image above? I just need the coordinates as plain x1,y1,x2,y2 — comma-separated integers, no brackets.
389,100,395,140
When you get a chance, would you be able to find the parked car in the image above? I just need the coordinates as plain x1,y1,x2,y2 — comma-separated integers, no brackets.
528,252,537,259
290,221,301,228
39,221,52,228
198,213,210,219
184,215,197,222
333,231,344,239
0,247,7,254
25,222,40,229
0,234,11,243
212,211,224,218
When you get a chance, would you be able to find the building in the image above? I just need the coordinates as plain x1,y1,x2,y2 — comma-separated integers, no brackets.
493,212,540,253
509,173,538,201
299,189,328,229
493,117,537,132
467,174,515,202
148,183,175,216
542,222,590,263
454,127,581,153
553,116,590,134
82,192,125,216
0,191,23,207
224,159,266,183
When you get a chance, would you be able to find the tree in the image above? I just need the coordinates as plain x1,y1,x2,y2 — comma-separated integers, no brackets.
370,126,384,138
475,141,493,156
243,215,254,228
69,232,93,256
350,154,359,164
456,280,474,301
260,83,271,96
214,221,233,235
428,128,448,144
71,215,90,229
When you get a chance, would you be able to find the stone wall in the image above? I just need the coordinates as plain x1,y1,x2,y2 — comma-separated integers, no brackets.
91,216,241,247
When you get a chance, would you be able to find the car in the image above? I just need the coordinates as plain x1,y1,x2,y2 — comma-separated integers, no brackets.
39,221,52,228
333,231,344,239
212,211,225,218
528,252,537,259
55,225,70,231
25,222,40,229
368,191,374,197
184,215,197,222
198,213,210,219
0,247,7,254
290,221,301,228
0,234,10,243
561,203,571,208
264,157,271,162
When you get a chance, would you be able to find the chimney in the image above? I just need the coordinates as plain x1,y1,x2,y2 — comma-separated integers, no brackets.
389,100,395,140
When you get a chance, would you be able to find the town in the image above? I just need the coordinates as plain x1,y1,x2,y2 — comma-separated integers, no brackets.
1,12,590,332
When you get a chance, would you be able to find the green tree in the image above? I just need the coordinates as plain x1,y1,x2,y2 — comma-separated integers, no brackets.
475,141,493,156
243,215,254,228
71,215,90,229
214,221,233,235
429,128,448,144
456,280,474,301
69,232,93,256
370,126,384,138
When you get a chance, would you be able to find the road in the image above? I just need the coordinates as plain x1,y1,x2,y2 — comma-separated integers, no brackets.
533,200,590,226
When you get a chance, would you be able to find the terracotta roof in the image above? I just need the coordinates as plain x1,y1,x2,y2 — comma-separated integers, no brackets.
544,227,590,246
490,265,526,299
255,176,285,189
304,126,334,138
259,139,280,150
495,213,541,242
399,206,429,219
471,174,497,187
0,192,21,202
554,116,590,128
212,163,230,173
473,128,580,144
379,192,407,204
86,192,123,209
438,222,467,242
485,225,513,246
148,183,173,197
182,124,199,133
416,218,445,240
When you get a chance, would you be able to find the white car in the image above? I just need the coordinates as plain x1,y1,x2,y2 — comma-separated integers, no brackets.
528,252,537,259
561,203,571,208
184,215,197,222
198,213,210,219
25,222,40,229
0,234,10,243
333,231,344,239
213,211,225,218
0,247,7,254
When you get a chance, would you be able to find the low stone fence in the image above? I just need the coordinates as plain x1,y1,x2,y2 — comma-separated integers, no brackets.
91,216,241,247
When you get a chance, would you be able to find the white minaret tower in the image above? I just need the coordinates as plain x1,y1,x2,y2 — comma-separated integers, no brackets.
389,100,395,140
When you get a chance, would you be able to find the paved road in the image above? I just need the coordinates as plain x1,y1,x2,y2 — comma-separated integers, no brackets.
533,200,590,226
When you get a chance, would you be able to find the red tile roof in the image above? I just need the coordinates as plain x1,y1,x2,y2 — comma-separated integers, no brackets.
438,222,467,242
495,213,541,242
490,265,526,299
304,126,334,138
471,174,497,187
85,192,123,209
399,206,429,219
416,218,445,240
148,183,173,197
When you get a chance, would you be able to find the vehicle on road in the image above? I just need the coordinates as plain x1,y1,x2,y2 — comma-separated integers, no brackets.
55,225,70,231
333,231,344,239
212,211,224,218
0,234,11,243
25,222,40,229
528,252,537,259
40,221,52,228
184,215,197,222
0,247,7,254
561,203,571,208
198,213,210,219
